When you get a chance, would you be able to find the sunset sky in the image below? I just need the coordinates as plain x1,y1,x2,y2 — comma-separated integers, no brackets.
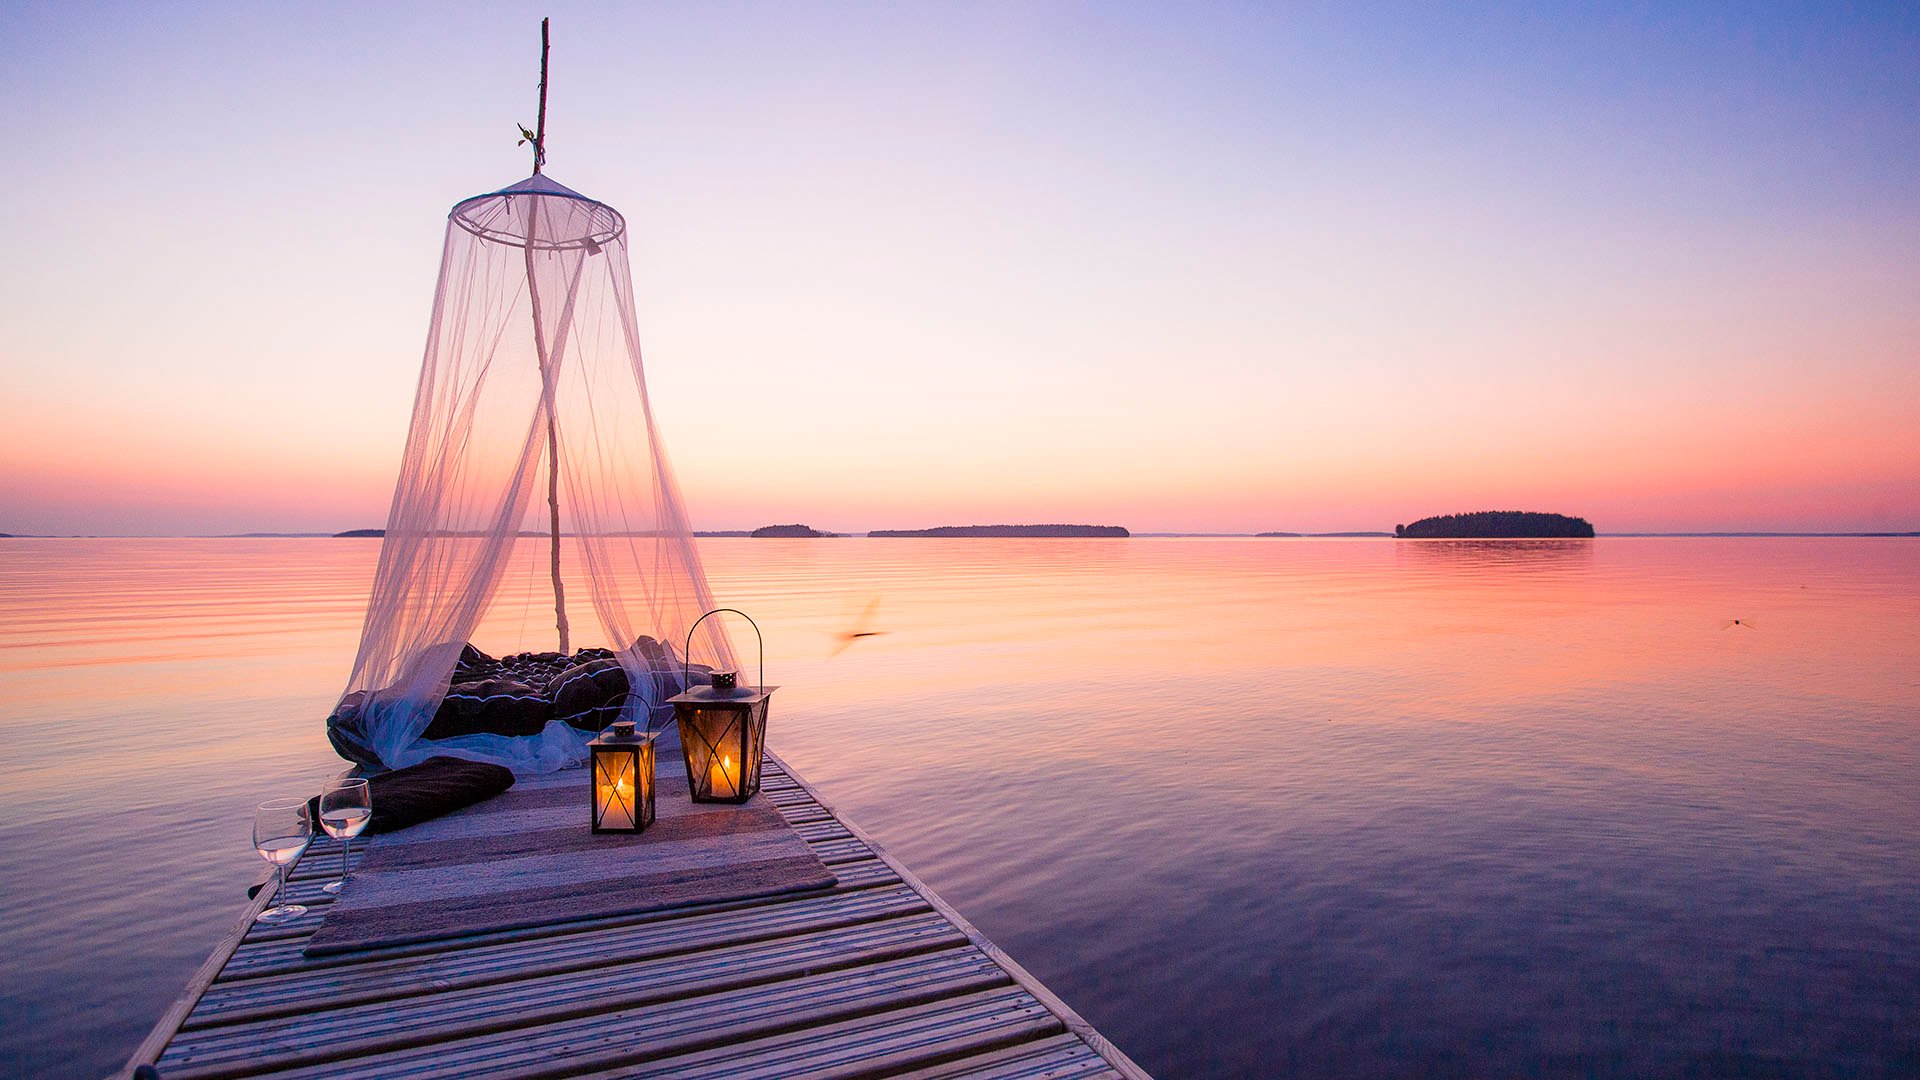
2,2,1916,535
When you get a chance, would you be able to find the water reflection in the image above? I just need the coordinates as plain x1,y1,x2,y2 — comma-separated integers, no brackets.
1394,537,1597,570
3,537,1918,1078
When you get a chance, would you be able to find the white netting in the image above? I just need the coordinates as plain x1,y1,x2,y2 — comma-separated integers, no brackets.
328,174,735,774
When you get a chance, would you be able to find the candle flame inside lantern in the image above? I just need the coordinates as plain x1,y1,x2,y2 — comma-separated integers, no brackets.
708,753,737,798
590,728,654,833
598,758,637,830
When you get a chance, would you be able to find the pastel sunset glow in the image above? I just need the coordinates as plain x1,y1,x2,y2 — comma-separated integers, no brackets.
3,3,1916,536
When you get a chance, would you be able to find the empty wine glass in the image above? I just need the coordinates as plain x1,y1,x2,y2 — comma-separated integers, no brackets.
252,797,311,923
318,778,372,895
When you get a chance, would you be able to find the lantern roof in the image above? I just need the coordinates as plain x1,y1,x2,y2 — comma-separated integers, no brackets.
667,686,779,706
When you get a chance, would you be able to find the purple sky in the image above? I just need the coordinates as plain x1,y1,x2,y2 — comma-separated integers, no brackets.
2,2,1916,535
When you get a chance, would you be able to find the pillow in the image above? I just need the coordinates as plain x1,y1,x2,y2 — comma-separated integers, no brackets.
307,756,515,835
422,678,552,739
550,657,632,731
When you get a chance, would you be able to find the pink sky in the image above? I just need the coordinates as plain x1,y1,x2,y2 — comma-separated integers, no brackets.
2,5,1916,536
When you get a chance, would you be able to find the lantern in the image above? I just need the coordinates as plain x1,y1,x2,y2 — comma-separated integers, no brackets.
668,609,777,803
589,719,655,833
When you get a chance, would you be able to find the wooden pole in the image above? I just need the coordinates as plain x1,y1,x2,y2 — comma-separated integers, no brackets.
533,17,549,174
542,321,568,655
531,16,567,652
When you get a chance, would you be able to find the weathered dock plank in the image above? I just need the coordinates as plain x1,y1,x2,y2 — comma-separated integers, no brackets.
894,1033,1122,1080
185,885,933,1027
129,752,1151,1079
163,917,972,1075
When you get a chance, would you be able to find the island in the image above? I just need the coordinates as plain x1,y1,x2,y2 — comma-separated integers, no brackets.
1395,511,1595,539
333,529,385,538
868,524,1129,538
750,524,836,538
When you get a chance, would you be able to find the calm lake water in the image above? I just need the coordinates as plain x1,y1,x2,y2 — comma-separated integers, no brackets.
2,537,1917,1078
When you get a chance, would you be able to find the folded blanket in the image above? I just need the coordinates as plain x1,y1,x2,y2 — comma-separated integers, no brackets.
308,757,515,835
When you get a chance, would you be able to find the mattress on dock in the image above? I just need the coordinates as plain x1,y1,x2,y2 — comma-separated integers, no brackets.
327,638,714,769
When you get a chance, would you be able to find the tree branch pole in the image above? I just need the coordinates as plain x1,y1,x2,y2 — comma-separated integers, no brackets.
534,17,549,174
530,15,567,652
540,285,567,655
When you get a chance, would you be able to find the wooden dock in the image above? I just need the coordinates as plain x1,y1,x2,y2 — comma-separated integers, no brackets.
127,752,1151,1079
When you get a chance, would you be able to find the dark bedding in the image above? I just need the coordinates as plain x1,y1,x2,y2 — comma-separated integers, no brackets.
326,638,711,769
306,756,515,834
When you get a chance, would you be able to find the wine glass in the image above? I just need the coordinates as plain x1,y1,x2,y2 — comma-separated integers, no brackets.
318,778,372,895
252,798,311,923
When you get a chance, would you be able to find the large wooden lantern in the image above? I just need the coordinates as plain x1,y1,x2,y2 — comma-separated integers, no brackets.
668,609,777,804
589,719,655,833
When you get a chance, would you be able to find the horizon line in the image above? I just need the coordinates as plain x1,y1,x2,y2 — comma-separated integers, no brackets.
5,530,1918,540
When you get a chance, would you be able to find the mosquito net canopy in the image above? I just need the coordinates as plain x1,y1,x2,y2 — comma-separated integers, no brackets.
327,173,735,775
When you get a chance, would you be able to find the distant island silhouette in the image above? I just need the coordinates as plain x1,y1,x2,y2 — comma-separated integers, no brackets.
869,524,1129,538
333,529,384,538
751,524,836,538
1396,511,1595,539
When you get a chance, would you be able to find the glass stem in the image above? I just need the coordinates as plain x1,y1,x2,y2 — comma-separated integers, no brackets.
275,861,288,909
341,835,351,886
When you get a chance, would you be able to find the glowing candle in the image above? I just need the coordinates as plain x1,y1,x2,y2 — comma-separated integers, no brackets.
669,674,775,805
588,722,655,833
708,753,737,799
596,767,634,830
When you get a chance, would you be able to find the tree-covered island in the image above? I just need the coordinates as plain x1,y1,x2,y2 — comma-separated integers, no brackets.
750,524,835,537
1395,511,1595,538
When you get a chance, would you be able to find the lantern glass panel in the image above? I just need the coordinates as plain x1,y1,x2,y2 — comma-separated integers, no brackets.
674,694,770,804
589,730,655,833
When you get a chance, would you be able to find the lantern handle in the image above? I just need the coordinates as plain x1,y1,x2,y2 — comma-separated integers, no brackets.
630,697,661,740
684,608,764,695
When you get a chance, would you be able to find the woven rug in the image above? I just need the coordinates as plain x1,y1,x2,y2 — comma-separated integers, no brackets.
305,765,835,956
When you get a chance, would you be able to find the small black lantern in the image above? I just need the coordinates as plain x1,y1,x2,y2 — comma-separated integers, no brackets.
588,718,655,833
668,609,777,803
